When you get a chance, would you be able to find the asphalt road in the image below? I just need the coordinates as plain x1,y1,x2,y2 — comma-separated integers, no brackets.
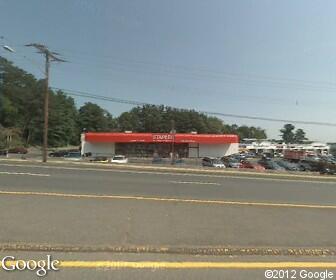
0,160,336,279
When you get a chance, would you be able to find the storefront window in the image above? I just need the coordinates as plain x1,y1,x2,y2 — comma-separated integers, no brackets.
115,143,188,158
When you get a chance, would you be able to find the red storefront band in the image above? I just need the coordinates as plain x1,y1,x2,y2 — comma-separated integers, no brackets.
85,132,239,144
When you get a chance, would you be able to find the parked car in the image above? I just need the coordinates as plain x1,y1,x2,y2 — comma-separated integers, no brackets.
261,152,273,159
221,157,241,168
64,152,82,161
307,160,336,175
202,157,225,168
305,155,321,162
296,161,314,172
90,156,109,163
238,153,247,160
275,160,301,171
50,148,80,158
323,156,336,165
240,160,265,171
49,150,69,157
231,154,245,161
111,155,128,164
258,159,285,171
319,167,336,175
0,150,8,156
8,147,28,154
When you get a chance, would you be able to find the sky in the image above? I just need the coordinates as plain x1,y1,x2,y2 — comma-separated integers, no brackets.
1,0,336,142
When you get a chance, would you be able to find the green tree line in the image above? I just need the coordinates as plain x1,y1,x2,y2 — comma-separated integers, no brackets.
280,123,308,144
0,57,267,148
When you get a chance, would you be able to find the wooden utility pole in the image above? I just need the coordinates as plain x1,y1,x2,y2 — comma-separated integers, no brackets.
43,53,50,162
25,44,66,162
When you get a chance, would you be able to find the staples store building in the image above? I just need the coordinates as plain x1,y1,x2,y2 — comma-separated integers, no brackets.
81,132,239,158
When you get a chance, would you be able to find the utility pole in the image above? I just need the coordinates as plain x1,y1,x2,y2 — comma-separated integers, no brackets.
25,44,66,162
43,53,50,163
171,120,176,165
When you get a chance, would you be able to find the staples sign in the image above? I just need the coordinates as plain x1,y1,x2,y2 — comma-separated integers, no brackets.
152,134,173,142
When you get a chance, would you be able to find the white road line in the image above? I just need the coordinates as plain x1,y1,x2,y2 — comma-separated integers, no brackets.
0,171,50,177
0,190,335,209
0,163,335,184
170,181,220,185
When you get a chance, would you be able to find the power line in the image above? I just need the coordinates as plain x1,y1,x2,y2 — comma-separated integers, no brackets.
5,38,336,103
51,87,336,127
5,37,336,93
51,87,146,106
52,57,336,96
67,59,336,93
3,38,336,126
53,47,336,91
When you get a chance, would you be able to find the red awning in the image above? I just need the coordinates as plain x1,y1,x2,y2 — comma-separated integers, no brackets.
84,132,239,144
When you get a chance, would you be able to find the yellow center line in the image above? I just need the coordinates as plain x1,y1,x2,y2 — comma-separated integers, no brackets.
0,190,335,210
3,260,336,269
39,261,336,269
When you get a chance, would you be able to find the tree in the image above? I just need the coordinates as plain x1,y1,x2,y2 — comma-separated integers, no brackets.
0,56,44,145
204,116,226,133
294,128,307,144
48,91,79,147
1,57,271,147
280,124,295,143
116,105,268,139
78,102,116,132
105,111,118,131
117,105,226,133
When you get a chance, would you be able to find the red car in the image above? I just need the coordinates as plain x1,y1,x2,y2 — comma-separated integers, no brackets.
240,160,265,171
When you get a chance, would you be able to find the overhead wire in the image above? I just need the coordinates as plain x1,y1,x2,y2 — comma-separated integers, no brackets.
5,37,336,93
3,37,336,126
55,47,336,91
51,87,336,127
5,39,336,105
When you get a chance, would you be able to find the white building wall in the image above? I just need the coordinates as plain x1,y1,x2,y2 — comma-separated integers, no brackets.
197,143,238,158
81,131,238,158
82,140,115,157
188,143,199,158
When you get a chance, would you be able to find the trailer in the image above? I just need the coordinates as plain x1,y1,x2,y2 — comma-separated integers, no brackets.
283,150,306,161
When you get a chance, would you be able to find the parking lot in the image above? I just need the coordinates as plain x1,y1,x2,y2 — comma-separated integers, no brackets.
2,147,336,177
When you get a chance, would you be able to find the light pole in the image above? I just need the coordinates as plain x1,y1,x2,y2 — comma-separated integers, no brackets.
2,45,15,53
170,120,176,165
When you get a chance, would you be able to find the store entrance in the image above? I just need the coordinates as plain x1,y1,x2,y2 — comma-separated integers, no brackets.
115,143,189,158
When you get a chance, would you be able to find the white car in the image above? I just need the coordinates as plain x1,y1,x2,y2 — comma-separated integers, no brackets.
111,155,128,164
202,157,226,168
212,160,225,168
